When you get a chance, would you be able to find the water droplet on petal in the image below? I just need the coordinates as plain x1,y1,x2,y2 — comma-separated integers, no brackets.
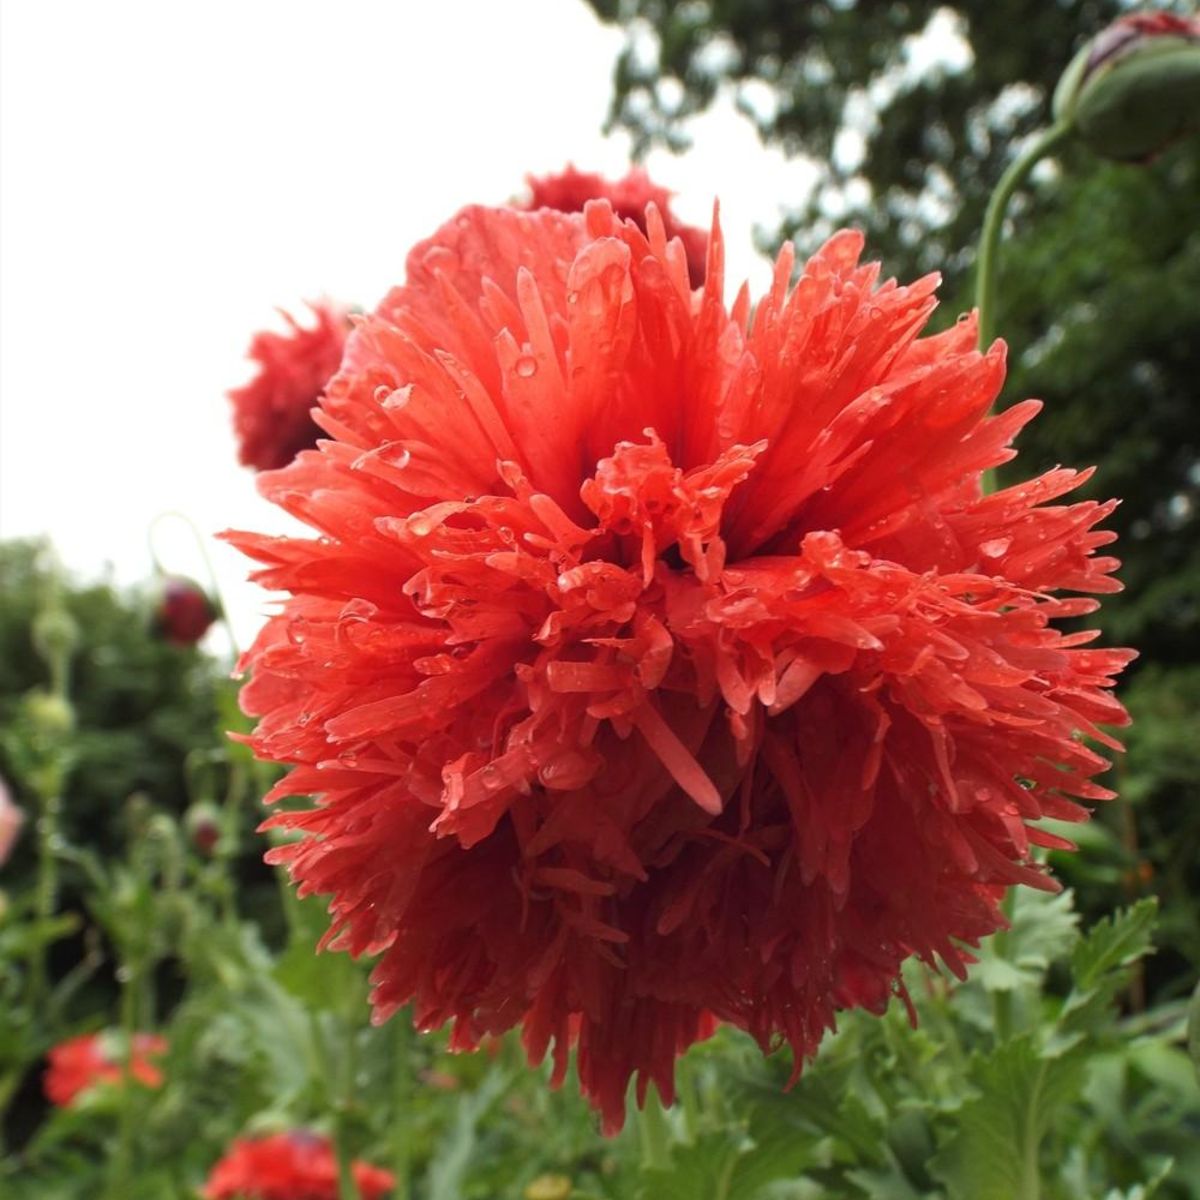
515,355,537,378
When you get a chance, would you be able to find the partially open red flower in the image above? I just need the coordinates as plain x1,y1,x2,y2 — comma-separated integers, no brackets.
230,302,350,472
230,202,1132,1133
44,1031,167,1107
155,575,218,646
526,165,708,287
202,1132,394,1200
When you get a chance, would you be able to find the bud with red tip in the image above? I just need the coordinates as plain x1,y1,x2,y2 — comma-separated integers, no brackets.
155,576,218,646
1053,11,1200,161
185,800,223,857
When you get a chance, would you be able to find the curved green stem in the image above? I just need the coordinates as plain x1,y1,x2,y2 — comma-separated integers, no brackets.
975,122,1074,349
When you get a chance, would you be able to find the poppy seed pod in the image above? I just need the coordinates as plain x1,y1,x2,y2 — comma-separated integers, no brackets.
1053,12,1200,162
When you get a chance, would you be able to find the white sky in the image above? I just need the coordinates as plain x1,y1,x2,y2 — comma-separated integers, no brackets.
0,0,815,651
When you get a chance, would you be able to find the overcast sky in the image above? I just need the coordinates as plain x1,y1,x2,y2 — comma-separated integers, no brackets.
0,0,816,650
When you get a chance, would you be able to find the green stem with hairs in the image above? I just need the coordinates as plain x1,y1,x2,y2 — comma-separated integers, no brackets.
975,122,1074,350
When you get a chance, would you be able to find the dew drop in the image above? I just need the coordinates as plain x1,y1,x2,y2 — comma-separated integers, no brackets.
515,355,538,378
408,513,435,537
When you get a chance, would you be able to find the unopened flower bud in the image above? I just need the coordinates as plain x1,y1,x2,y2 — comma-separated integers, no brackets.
154,576,218,647
31,605,79,668
185,801,223,856
1053,12,1200,161
23,688,75,738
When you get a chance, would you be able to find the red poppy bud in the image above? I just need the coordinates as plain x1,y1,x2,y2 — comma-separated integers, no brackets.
1053,12,1200,161
155,576,218,646
185,801,223,856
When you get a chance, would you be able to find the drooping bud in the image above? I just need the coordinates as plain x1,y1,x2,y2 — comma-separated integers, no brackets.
154,576,218,647
1053,12,1200,161
184,800,223,857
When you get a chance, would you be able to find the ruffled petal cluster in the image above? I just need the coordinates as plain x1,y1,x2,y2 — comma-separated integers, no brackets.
526,164,707,286
43,1031,167,1106
230,202,1131,1132
230,302,350,471
202,1132,394,1200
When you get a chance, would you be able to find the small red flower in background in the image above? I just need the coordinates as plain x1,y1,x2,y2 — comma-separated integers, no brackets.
44,1032,167,1106
525,164,708,286
202,1132,394,1200
155,575,218,646
230,202,1132,1133
229,302,350,472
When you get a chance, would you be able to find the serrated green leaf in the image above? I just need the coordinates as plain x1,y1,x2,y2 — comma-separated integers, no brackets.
929,1036,1088,1200
1071,900,1158,994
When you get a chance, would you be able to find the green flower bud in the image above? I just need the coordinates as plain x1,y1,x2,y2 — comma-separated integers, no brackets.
31,604,80,667
1054,12,1200,162
23,688,75,738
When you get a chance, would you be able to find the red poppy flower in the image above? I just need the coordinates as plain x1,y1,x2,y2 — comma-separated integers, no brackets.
155,575,218,646
229,302,350,472
202,1132,394,1200
526,164,708,287
229,202,1132,1133
44,1031,167,1107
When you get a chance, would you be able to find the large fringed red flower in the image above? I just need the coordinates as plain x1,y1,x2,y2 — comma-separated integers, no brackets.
526,164,708,286
229,302,350,472
202,1132,394,1200
43,1032,167,1107
229,201,1132,1133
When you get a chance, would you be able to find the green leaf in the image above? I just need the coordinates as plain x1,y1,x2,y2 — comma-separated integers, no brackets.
1188,981,1200,1085
1071,900,1158,994
426,1067,511,1200
928,1036,1087,1200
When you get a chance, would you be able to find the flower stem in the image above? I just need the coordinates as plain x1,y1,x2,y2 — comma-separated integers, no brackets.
334,998,363,1200
975,122,1073,349
391,1015,412,1198
108,961,141,1199
638,1083,672,1172
29,789,61,1010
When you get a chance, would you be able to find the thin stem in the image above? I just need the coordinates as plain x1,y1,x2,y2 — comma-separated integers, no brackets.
30,789,62,1010
335,1011,363,1200
975,122,1073,349
992,889,1018,1043
107,962,141,1198
638,1083,672,1172
391,1014,412,1198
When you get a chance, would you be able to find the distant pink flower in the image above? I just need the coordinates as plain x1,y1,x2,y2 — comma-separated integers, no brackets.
0,777,23,866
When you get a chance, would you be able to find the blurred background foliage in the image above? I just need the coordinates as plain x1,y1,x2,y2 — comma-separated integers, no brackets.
588,0,1200,998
